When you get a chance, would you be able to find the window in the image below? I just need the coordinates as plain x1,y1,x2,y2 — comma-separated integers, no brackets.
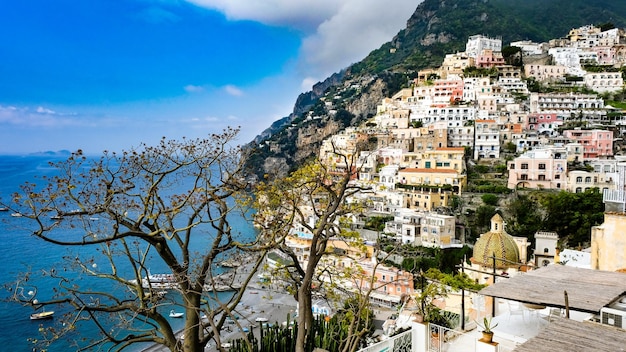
555,174,560,179
521,163,528,169
576,176,583,183
520,174,528,180
585,177,592,183
539,163,546,170
510,164,515,170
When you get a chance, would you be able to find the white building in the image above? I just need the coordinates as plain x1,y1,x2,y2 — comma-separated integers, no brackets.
465,35,502,58
510,40,546,56
533,231,558,267
413,106,477,128
548,47,586,76
419,212,458,248
474,119,500,159
583,71,624,93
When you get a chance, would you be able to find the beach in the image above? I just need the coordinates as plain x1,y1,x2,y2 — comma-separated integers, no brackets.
142,258,298,351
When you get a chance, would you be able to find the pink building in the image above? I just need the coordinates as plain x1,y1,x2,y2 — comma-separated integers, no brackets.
475,49,505,68
527,113,564,133
355,260,414,307
507,148,567,190
413,78,464,108
563,129,614,158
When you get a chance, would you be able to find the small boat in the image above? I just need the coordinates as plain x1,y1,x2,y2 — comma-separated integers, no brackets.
30,310,54,320
0,207,8,211
169,310,184,318
11,212,23,217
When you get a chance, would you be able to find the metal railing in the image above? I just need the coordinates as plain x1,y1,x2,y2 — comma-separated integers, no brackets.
357,329,412,352
428,323,468,352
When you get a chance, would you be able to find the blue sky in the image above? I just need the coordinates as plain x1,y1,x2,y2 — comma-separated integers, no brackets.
0,0,417,154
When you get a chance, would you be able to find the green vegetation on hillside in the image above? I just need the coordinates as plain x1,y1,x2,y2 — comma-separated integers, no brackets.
353,0,626,75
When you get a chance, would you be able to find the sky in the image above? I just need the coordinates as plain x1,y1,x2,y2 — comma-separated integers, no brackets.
0,0,418,154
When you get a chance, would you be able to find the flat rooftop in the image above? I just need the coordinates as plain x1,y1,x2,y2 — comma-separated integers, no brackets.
479,265,626,313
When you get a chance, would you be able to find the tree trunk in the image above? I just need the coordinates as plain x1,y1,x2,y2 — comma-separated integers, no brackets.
183,293,202,352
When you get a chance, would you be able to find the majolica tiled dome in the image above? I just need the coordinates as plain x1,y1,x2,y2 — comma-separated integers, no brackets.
472,214,520,269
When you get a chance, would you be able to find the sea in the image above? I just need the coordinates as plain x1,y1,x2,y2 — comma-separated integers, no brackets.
0,154,258,352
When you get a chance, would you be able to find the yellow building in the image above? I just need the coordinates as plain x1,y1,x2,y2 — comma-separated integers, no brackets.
402,147,465,172
397,167,466,194
591,212,626,272
401,187,454,211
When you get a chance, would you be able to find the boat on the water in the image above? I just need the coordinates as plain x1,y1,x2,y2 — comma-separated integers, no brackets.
169,310,184,318
0,207,8,211
11,212,22,217
30,310,54,320
130,272,178,289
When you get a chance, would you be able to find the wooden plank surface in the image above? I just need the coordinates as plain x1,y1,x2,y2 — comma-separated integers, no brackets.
513,317,626,352
479,265,626,313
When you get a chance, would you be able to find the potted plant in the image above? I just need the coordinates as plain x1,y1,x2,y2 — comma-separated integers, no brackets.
476,317,498,343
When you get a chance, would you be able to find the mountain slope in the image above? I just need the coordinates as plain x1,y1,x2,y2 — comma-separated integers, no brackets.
245,0,626,180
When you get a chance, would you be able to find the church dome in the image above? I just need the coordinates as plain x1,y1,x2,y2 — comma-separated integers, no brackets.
472,214,520,268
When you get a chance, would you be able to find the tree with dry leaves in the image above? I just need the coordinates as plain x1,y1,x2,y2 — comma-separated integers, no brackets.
254,143,378,352
5,128,265,352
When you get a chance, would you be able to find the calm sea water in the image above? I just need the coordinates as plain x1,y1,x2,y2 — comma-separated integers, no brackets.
0,155,257,351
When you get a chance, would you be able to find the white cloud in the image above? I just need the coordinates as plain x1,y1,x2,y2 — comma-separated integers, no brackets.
185,0,340,32
0,105,73,127
223,84,244,97
300,77,318,92
36,106,57,114
186,0,419,88
184,84,205,93
299,0,418,82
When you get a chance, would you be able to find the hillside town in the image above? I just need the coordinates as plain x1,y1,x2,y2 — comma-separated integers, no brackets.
264,24,626,352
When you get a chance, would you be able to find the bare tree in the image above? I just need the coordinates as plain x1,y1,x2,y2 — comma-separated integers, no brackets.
254,145,373,352
5,128,265,352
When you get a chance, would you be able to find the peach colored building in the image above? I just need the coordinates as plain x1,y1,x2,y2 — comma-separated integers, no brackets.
438,53,474,79
413,78,464,108
475,49,505,68
356,260,414,306
507,148,568,190
563,129,613,158
524,64,567,83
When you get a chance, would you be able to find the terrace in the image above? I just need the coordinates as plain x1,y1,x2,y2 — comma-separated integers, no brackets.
359,265,626,352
